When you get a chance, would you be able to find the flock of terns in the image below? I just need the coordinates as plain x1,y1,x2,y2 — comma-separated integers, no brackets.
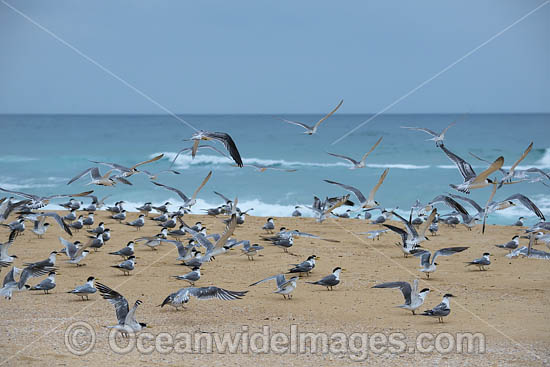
1,102,549,334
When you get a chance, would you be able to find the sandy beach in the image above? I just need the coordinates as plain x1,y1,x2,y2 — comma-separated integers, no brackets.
0,210,548,366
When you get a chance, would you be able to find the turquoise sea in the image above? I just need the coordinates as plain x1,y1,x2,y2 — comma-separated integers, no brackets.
1,113,549,225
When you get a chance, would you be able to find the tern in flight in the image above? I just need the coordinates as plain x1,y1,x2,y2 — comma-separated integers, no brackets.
277,99,343,135
96,282,147,335
439,144,504,194
67,167,132,186
189,131,243,167
151,171,212,209
327,137,383,169
324,168,389,208
401,121,455,146
412,247,469,278
373,279,430,315
0,188,93,209
89,154,164,178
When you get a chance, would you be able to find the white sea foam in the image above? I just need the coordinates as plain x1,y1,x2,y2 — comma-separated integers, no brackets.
534,148,550,168
0,156,38,162
156,152,430,170
0,182,57,190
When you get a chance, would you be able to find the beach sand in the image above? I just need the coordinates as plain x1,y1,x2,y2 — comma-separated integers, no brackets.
0,211,548,366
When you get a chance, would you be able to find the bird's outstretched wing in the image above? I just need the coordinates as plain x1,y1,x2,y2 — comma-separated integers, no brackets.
312,99,344,130
324,180,366,204
151,181,189,201
360,136,383,163
187,286,247,300
191,171,212,201
96,282,129,325
204,132,243,167
472,156,504,184
368,168,389,202
439,145,476,181
326,152,359,165
372,281,412,304
502,194,545,220
132,154,164,169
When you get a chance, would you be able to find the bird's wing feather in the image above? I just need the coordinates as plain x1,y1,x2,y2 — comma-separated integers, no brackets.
367,168,389,202
313,99,343,129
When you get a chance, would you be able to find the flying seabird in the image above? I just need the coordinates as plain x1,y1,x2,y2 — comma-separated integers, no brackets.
250,273,299,299
401,121,455,146
324,168,389,208
189,130,243,167
151,171,212,209
0,267,29,299
372,279,430,314
327,136,383,169
439,144,504,194
277,99,343,135
0,230,18,263
60,237,91,266
412,247,468,278
0,188,93,209
89,154,164,178
96,282,147,334
160,286,247,310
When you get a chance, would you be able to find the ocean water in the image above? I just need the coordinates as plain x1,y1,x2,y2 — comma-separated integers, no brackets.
1,113,549,225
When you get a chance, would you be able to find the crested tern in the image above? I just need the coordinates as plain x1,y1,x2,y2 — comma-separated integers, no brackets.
495,236,519,253
288,255,318,276
373,279,430,314
151,171,212,209
250,273,299,299
327,136,383,169
111,256,136,276
306,267,342,290
401,121,455,146
30,271,56,294
465,252,491,271
421,293,455,323
173,266,201,285
324,168,389,208
126,214,145,230
277,99,343,135
0,187,93,209
109,241,135,259
189,130,243,167
90,154,164,178
67,276,97,300
439,144,504,194
60,237,91,266
96,282,147,334
160,286,247,310
412,247,468,278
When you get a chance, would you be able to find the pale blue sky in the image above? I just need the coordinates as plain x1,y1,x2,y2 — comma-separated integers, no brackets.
0,0,548,114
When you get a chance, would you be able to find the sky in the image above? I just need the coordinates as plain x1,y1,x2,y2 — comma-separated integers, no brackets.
0,0,548,114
